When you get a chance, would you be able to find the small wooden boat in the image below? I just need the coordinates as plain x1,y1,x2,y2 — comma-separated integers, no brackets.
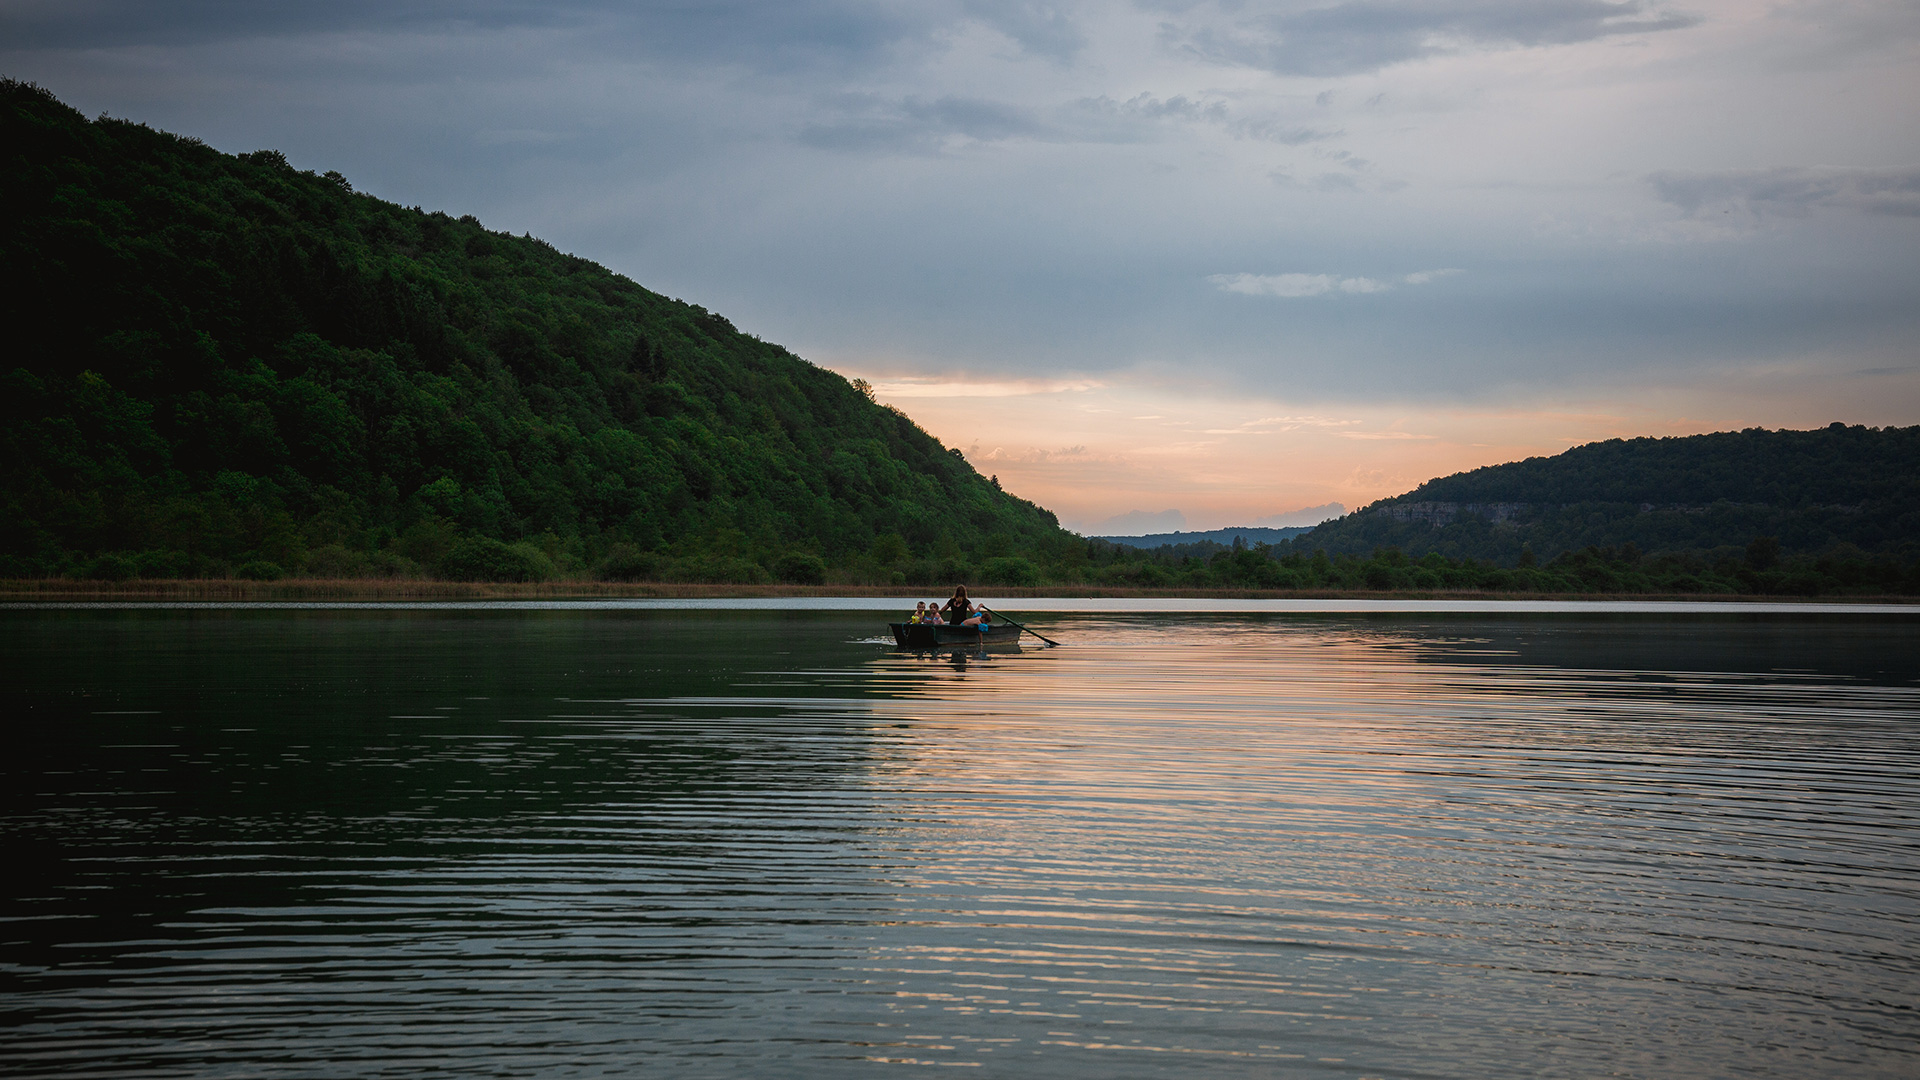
889,621,1025,649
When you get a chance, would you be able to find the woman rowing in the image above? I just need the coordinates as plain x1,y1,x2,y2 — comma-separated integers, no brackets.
943,586,993,629
940,585,973,625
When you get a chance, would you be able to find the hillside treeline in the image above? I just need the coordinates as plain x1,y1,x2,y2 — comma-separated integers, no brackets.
1292,424,1920,565
0,79,1076,584
1073,535,1919,596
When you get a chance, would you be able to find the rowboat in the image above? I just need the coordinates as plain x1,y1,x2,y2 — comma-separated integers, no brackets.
888,622,1025,649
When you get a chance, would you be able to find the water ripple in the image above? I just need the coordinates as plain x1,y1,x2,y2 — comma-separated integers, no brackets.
2,611,1917,1077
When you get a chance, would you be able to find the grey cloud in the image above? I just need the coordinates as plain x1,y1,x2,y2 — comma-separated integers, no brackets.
1229,116,1341,144
0,0,950,72
801,95,1049,151
1269,167,1371,191
963,0,1087,59
1074,91,1226,122
0,0,1099,75
0,0,531,48
1112,93,1224,121
1650,166,1920,220
1059,92,1234,144
1165,0,1698,77
1072,94,1344,147
1271,146,1390,190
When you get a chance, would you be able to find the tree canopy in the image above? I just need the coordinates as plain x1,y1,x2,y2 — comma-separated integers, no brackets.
1290,424,1920,566
0,79,1073,583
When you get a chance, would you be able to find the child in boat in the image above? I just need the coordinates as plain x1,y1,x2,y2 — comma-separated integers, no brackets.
926,599,947,623
962,605,990,629
910,601,929,624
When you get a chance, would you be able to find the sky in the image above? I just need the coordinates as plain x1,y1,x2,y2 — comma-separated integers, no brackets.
4,0,1916,533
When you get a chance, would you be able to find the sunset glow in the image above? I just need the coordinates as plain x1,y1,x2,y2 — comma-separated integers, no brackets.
858,369,1915,533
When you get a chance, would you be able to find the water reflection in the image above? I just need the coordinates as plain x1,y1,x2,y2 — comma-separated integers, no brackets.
1,610,1916,1078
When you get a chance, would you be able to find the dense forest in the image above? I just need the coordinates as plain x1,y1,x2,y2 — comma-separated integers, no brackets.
1290,425,1920,563
1077,533,1919,596
0,79,1078,585
1239,424,1920,595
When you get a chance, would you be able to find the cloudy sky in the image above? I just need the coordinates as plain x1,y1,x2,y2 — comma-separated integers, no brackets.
6,0,1916,532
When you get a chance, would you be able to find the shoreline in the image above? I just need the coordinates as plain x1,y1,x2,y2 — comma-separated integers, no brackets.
2,578,1913,604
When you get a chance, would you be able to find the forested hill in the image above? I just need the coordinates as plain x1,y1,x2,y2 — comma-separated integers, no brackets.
0,79,1074,584
1293,425,1920,564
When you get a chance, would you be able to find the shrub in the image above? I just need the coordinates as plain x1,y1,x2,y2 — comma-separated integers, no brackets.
305,545,422,579
773,552,827,585
439,537,554,582
598,543,662,582
900,558,944,586
236,560,285,581
133,550,192,579
977,556,1039,587
365,551,423,578
305,544,364,578
507,542,559,581
396,518,460,568
84,554,137,581
670,555,773,584
1778,570,1824,596
1099,562,1167,587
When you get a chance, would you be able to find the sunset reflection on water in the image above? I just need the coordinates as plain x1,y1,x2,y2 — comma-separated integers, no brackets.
2,609,1915,1078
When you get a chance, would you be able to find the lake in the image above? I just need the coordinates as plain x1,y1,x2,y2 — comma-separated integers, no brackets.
3,602,1917,1078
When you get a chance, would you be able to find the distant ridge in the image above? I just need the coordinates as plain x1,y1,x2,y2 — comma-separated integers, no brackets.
1288,424,1920,564
1098,526,1315,549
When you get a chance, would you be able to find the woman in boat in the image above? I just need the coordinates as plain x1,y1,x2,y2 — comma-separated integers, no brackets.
941,585,973,625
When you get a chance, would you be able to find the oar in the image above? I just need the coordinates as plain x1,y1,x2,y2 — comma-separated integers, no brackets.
980,606,1060,647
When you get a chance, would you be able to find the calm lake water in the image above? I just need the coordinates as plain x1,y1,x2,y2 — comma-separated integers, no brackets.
3,604,1918,1078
